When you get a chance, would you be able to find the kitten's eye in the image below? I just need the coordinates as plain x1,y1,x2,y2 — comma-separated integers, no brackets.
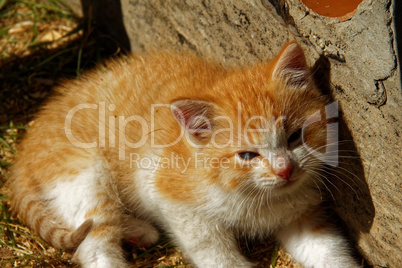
288,128,302,148
238,152,260,160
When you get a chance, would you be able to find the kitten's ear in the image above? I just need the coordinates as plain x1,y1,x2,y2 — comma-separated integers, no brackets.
271,41,310,87
171,99,215,141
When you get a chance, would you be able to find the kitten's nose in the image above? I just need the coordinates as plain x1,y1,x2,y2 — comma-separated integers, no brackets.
276,164,293,180
273,154,293,180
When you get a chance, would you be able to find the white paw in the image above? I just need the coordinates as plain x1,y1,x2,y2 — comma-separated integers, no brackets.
123,217,159,248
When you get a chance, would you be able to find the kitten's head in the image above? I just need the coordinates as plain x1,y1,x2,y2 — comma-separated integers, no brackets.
171,42,333,197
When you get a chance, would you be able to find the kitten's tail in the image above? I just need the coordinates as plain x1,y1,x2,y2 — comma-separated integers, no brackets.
11,193,93,250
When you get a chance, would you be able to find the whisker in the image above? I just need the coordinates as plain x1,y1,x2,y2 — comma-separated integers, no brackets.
315,167,360,198
306,169,336,202
304,167,340,199
322,164,366,187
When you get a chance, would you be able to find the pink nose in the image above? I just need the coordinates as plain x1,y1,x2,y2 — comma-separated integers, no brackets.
273,154,293,180
276,164,293,180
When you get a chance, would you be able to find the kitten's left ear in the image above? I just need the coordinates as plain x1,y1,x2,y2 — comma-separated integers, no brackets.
171,99,215,141
272,41,311,87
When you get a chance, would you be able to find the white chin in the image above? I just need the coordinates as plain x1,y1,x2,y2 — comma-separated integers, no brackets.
255,176,301,192
255,177,283,189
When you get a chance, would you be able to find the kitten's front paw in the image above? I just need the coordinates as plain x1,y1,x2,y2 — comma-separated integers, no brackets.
123,217,159,248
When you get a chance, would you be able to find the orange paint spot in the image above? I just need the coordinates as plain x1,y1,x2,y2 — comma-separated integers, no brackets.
302,0,363,21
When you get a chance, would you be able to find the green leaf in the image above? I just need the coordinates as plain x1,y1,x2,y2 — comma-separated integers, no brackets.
0,125,27,129
270,242,279,268
0,137,16,155
0,160,11,168
0,26,8,36
0,0,8,11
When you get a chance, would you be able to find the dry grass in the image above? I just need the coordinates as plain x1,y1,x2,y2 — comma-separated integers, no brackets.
0,1,302,267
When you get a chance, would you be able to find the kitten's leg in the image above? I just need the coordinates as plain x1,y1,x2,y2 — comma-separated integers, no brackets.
276,208,359,268
73,212,128,268
165,213,254,268
46,161,129,267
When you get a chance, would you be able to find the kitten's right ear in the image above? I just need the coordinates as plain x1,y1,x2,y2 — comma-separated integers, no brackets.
271,41,311,87
171,99,215,141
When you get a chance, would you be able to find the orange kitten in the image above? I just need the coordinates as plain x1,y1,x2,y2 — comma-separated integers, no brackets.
9,42,359,267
